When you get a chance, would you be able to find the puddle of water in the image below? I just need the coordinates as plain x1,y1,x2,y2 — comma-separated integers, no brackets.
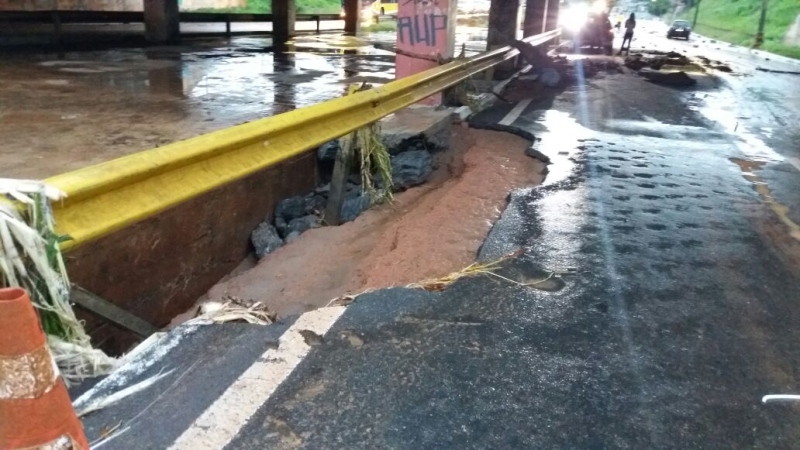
534,109,593,186
699,90,784,164
603,119,718,140
698,89,799,241
21,33,399,115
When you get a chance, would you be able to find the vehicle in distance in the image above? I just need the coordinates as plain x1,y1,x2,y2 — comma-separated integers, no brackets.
563,11,614,55
667,20,692,39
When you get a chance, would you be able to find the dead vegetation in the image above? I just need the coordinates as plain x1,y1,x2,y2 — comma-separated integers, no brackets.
406,251,556,292
624,50,733,74
189,295,277,325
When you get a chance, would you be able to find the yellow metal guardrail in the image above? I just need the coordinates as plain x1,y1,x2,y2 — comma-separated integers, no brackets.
46,29,560,251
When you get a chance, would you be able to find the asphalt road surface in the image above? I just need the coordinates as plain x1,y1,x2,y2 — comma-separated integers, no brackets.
75,21,800,449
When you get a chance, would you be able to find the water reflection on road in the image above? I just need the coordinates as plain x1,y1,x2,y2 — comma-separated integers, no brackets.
25,28,489,115
0,28,492,177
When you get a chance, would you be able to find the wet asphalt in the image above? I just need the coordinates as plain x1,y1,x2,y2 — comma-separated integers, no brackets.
224,25,800,449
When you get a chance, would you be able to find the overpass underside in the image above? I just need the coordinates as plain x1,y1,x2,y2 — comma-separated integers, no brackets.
0,0,561,47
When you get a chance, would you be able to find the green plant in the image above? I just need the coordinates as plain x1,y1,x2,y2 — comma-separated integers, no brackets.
678,0,800,59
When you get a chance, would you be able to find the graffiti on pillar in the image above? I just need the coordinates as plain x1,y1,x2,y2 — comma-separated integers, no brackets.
397,0,448,47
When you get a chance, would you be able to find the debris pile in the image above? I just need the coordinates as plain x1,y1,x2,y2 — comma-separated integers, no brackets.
512,40,622,88
639,68,697,87
570,58,624,78
624,51,690,70
511,40,560,70
621,50,708,87
696,55,733,72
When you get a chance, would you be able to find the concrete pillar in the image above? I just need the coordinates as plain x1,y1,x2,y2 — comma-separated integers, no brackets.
545,0,559,31
487,0,519,78
523,0,547,37
343,0,360,35
144,0,180,44
272,0,296,46
487,0,519,50
395,0,456,105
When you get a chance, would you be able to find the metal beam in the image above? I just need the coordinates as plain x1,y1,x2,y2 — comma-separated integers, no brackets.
0,10,340,24
70,285,159,337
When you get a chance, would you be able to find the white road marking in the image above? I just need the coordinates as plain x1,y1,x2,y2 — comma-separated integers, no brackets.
499,99,532,126
169,306,346,450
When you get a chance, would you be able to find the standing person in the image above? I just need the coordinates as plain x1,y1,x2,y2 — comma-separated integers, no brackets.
619,13,636,54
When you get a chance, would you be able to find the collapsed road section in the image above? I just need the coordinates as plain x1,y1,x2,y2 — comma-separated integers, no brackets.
73,40,800,447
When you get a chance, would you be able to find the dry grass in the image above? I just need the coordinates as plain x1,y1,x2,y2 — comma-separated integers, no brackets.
325,287,379,307
189,296,277,325
349,83,394,204
0,180,116,384
407,260,504,291
407,252,555,292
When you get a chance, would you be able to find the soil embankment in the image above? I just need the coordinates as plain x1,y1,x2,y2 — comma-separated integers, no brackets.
172,127,545,323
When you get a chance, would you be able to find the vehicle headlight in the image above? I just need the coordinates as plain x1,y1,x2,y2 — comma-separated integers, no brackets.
560,8,588,32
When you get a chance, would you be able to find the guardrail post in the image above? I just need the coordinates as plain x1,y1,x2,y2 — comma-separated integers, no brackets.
323,134,356,226
316,15,321,33
226,14,231,36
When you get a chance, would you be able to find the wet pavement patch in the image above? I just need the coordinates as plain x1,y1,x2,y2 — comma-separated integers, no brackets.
228,110,800,446
730,157,800,241
489,255,566,292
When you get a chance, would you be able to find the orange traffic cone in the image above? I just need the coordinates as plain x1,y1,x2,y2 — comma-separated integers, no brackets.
0,287,89,450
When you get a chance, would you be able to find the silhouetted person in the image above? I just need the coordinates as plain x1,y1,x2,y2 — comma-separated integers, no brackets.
619,13,636,54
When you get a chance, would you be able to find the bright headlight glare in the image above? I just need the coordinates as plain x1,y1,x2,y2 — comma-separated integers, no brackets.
560,6,588,32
